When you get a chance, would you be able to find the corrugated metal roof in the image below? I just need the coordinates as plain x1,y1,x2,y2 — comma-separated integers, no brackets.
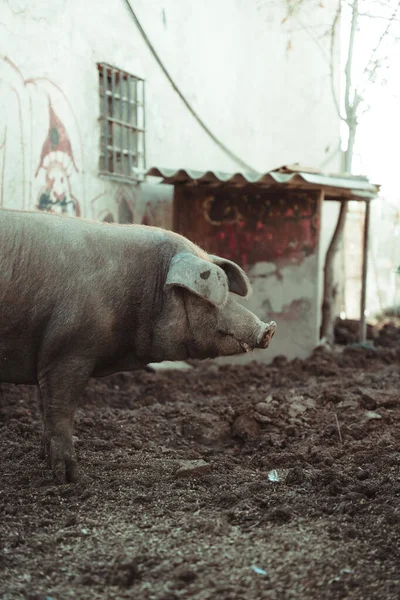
146,164,380,201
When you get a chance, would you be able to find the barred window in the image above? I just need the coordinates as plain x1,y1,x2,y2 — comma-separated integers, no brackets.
98,63,145,181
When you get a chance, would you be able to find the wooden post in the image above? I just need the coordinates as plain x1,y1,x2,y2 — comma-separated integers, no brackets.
360,200,371,343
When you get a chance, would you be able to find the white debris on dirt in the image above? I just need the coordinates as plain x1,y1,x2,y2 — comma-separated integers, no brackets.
288,395,316,418
364,411,382,420
146,361,193,372
267,468,294,483
267,469,280,482
251,565,268,576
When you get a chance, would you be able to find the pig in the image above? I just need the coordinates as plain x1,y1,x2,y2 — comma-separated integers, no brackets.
0,208,276,483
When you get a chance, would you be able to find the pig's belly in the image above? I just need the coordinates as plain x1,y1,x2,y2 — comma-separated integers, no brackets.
93,352,147,378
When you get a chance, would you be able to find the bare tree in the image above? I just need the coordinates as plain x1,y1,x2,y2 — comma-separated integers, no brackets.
320,0,400,340
275,0,400,339
321,0,359,342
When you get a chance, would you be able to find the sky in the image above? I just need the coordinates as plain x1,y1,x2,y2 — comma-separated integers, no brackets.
340,0,400,204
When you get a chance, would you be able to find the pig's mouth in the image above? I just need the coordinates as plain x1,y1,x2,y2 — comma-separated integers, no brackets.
239,341,252,353
218,330,254,353
218,321,276,355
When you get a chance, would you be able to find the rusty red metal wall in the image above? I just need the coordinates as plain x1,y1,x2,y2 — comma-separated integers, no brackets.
174,187,321,269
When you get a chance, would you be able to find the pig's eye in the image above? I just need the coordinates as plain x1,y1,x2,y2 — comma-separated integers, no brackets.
217,329,230,337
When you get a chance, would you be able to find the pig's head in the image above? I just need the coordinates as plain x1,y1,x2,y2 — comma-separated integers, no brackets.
151,252,276,361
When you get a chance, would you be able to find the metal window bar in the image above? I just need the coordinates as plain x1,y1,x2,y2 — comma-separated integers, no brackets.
98,63,145,180
111,68,116,174
133,75,138,169
142,79,146,174
102,70,109,173
127,75,133,175
119,70,123,175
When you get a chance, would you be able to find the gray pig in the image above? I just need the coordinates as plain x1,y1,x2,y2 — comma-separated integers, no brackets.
0,208,276,483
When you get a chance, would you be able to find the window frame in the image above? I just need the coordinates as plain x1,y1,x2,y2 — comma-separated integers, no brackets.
98,63,146,182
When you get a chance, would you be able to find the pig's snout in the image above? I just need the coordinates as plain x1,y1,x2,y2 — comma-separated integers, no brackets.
256,321,277,349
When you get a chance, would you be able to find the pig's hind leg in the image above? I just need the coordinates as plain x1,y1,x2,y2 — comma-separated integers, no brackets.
37,355,93,484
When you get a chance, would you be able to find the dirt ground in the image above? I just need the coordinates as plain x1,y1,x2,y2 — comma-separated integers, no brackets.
1,338,400,599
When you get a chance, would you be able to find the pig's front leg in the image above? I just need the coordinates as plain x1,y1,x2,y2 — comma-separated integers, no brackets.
37,355,93,484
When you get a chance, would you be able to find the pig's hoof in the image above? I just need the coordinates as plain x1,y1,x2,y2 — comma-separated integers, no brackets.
52,458,81,484
50,438,80,484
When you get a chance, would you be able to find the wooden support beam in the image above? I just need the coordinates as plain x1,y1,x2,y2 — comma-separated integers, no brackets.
360,200,371,343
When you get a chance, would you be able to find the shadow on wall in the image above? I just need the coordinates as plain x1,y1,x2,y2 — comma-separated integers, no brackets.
0,57,83,216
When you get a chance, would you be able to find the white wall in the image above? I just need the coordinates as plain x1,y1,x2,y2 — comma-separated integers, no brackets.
1,0,340,215
0,0,342,359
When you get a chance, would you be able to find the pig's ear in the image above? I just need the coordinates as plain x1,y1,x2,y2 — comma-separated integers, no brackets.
210,255,251,298
165,252,229,308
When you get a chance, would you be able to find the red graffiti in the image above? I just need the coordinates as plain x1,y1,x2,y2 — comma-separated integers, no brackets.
175,189,319,269
36,103,79,176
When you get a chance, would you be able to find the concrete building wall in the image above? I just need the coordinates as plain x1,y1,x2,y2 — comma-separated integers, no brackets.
345,200,400,320
174,186,323,361
1,0,341,209
0,0,342,359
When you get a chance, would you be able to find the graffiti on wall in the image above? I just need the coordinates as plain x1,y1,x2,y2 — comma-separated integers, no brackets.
203,192,318,267
36,104,81,216
0,57,83,215
174,188,320,269
91,183,173,228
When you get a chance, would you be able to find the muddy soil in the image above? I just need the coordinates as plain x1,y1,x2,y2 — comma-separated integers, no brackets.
1,344,400,599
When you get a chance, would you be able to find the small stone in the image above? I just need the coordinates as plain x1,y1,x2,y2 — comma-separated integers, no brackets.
109,559,140,587
268,508,291,523
255,402,270,416
182,413,231,446
176,568,197,583
357,389,377,410
232,414,261,441
339,398,358,410
90,438,111,450
254,413,272,424
175,460,212,478
131,439,143,450
64,514,78,527
81,573,94,586
285,467,305,485
288,396,308,417
356,469,370,481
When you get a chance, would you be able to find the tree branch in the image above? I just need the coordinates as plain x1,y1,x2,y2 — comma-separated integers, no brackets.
329,0,345,121
320,201,349,341
362,0,400,80
344,0,359,122
358,11,400,22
